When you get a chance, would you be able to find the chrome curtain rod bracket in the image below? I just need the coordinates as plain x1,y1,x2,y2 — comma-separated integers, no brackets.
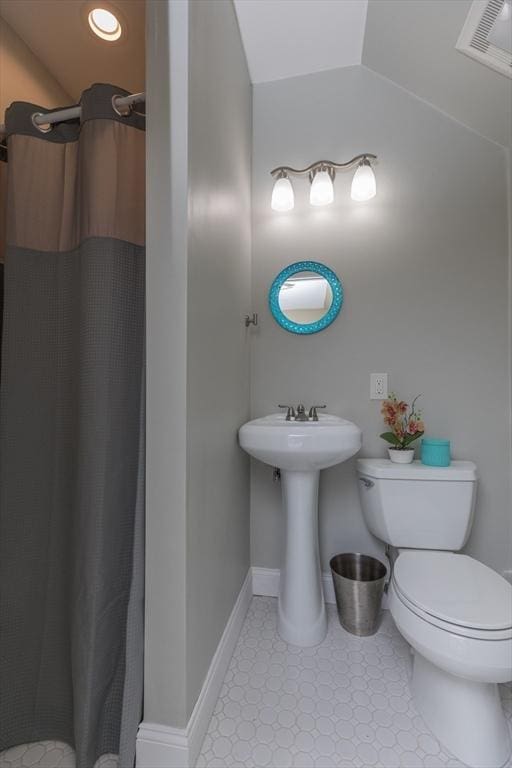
270,153,377,178
0,92,146,137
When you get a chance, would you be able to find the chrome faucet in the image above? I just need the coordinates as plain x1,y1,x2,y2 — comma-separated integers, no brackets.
295,404,308,421
278,403,327,421
309,405,326,421
278,404,296,421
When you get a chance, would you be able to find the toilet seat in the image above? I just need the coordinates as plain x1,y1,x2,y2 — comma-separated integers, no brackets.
393,580,512,640
393,551,512,639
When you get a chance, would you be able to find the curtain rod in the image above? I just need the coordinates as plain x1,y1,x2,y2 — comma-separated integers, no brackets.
0,92,145,137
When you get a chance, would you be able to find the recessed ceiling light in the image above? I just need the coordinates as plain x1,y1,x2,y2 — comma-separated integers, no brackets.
88,7,122,41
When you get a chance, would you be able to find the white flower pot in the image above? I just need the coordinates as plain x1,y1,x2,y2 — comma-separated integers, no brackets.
388,448,414,464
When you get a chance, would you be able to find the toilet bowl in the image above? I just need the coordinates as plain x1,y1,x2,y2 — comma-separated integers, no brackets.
356,459,512,768
390,551,512,768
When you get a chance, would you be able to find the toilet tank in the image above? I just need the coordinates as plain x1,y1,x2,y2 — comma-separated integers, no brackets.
356,459,477,550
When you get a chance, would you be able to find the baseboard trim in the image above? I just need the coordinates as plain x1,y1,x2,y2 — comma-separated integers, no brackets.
136,569,252,768
252,565,389,609
186,569,252,764
251,565,280,599
251,565,337,605
136,722,189,768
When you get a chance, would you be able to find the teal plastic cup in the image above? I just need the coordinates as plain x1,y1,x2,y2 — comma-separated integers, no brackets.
421,438,451,467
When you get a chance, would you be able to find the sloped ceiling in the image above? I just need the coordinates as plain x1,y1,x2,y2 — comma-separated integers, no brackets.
233,0,368,84
362,0,511,148
234,0,510,148
0,0,144,102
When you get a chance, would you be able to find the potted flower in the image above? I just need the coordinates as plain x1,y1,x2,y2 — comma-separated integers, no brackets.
380,393,424,463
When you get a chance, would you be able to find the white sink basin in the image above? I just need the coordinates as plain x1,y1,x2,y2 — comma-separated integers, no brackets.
239,413,361,471
239,412,361,647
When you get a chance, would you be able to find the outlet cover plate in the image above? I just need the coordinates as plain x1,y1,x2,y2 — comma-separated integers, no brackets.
371,373,388,400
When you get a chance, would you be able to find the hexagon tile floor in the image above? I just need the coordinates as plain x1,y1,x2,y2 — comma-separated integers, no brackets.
0,743,117,768
1,597,511,768
196,596,512,768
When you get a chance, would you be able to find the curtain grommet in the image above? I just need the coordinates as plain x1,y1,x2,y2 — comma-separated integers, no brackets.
31,113,52,133
111,95,132,118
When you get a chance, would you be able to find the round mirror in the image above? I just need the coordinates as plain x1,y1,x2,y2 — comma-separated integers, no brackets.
269,261,343,334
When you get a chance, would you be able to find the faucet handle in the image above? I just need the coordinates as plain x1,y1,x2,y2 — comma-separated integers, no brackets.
278,404,296,421
309,405,326,421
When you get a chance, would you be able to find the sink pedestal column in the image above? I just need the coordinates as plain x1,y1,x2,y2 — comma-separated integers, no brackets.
278,469,327,647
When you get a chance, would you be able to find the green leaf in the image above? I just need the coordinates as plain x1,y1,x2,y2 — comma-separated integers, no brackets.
380,432,402,447
403,430,424,447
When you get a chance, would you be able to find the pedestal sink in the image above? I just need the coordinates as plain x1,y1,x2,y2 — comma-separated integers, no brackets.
239,413,361,646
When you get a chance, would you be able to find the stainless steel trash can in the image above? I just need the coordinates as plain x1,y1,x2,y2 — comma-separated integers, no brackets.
330,553,387,636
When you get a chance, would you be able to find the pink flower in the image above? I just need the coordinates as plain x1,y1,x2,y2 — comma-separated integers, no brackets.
381,400,398,423
380,393,424,449
381,393,424,439
407,419,424,435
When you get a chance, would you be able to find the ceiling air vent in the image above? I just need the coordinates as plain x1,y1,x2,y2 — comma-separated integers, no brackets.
456,0,512,79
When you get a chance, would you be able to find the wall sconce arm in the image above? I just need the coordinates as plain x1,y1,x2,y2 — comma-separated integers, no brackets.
270,153,377,178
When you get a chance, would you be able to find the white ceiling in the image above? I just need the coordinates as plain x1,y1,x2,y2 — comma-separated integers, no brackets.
233,0,368,84
0,0,145,101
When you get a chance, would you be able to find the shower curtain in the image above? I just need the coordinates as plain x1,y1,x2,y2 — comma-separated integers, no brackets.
0,143,7,368
0,84,145,768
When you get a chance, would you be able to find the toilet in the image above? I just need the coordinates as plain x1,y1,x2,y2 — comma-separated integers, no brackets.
356,458,512,768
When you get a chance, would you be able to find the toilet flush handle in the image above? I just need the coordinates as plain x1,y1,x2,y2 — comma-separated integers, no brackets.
359,477,374,489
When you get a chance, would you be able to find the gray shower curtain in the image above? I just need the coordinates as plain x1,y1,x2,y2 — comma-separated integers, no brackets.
0,143,7,367
0,84,145,768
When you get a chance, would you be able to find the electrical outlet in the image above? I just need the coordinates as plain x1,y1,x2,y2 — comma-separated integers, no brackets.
371,373,388,400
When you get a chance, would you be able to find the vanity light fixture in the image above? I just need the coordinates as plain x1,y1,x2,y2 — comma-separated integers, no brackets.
350,158,377,201
270,172,294,212
309,167,335,206
270,153,377,211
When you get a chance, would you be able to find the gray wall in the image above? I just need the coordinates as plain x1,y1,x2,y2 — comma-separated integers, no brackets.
145,0,189,728
186,0,252,719
250,65,511,576
363,0,512,148
145,0,251,729
507,148,512,581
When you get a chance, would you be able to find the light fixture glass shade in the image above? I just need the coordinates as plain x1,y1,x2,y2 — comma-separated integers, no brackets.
309,170,334,206
351,161,376,201
88,8,122,41
271,176,294,211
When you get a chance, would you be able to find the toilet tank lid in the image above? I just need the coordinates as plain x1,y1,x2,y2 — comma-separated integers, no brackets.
356,458,477,481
